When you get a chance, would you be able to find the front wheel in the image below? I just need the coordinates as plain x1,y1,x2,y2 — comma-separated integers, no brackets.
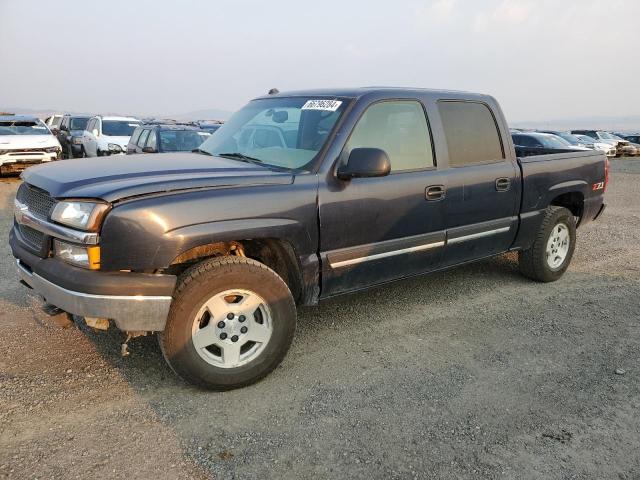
159,256,296,390
518,206,576,282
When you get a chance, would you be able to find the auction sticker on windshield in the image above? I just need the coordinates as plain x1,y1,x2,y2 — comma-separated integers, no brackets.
301,100,342,111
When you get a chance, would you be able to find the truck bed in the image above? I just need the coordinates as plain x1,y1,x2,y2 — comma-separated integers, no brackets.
512,148,607,251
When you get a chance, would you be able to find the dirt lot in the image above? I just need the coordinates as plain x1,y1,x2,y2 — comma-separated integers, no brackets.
1,160,639,480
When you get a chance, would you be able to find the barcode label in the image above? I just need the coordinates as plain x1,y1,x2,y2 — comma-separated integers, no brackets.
301,100,342,111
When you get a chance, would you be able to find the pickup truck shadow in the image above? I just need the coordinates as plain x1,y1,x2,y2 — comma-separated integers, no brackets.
80,251,525,392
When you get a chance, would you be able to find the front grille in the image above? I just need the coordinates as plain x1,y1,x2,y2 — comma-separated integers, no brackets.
16,183,56,219
19,224,45,249
10,147,50,153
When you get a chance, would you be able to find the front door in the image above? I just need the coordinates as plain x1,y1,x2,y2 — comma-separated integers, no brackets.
318,99,447,297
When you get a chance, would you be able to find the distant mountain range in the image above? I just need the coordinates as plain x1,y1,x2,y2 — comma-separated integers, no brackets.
2,106,637,132
0,106,232,122
511,115,640,132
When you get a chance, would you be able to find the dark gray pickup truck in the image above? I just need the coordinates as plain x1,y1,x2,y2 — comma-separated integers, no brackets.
10,88,607,389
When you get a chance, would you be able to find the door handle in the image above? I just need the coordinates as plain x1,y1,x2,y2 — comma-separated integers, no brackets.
425,185,445,201
495,177,511,192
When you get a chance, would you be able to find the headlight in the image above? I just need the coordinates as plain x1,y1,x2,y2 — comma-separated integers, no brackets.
50,201,110,231
45,146,61,153
108,143,122,152
72,137,83,145
53,240,101,269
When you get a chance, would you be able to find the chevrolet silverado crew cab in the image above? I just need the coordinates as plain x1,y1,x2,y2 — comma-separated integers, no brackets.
11,88,607,390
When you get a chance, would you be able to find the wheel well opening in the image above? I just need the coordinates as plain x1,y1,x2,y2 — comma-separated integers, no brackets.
169,239,303,302
551,192,584,224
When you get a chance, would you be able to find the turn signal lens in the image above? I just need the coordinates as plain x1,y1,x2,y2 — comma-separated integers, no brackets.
54,240,101,270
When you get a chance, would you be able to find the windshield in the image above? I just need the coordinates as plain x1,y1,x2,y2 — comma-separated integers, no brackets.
557,133,582,145
200,124,221,133
539,135,570,148
102,120,140,136
197,97,349,170
160,130,210,151
69,117,89,130
598,131,615,140
0,120,51,135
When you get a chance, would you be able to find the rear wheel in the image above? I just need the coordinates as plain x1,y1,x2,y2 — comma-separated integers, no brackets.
159,256,296,390
519,206,576,282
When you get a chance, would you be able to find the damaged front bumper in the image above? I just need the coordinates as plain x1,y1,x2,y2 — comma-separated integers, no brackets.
11,231,176,331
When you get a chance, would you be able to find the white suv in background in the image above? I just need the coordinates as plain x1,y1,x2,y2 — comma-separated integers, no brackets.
0,115,61,175
80,115,140,157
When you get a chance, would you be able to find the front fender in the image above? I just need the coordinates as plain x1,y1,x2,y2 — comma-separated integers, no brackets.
164,217,314,266
99,175,319,271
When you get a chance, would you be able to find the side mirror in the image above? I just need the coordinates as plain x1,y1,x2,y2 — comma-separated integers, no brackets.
92,129,99,137
59,125,68,132
142,146,156,153
337,148,391,180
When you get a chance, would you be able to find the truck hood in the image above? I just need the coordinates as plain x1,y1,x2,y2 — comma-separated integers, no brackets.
0,135,60,150
22,152,294,202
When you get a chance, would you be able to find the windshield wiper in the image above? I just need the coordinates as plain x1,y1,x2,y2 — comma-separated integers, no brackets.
217,152,263,164
192,148,213,156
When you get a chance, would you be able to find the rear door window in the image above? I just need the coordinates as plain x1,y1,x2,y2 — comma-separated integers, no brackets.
438,101,504,167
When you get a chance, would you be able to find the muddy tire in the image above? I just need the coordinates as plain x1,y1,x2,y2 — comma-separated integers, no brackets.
159,256,296,390
519,206,576,282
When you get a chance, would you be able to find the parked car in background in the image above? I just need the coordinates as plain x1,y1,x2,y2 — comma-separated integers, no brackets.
538,130,590,147
11,87,607,389
80,115,140,157
44,114,64,135
607,133,637,156
197,121,224,134
614,133,640,154
572,134,617,157
57,115,91,159
571,130,630,156
511,132,589,155
127,122,210,154
616,133,640,145
0,115,61,175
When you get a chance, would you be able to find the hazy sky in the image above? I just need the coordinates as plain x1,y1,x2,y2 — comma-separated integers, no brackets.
1,0,638,122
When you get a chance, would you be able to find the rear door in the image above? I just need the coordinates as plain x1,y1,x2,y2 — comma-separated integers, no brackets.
318,99,447,297
145,129,158,152
58,117,69,151
137,129,150,153
436,100,519,266
83,118,96,156
127,127,143,154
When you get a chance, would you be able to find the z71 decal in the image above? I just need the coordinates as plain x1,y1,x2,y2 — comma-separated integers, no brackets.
592,182,605,191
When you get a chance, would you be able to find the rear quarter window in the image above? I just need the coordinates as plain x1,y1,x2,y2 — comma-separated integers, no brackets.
438,101,504,167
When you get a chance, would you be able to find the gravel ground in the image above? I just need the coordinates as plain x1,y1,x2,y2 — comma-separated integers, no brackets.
1,160,639,479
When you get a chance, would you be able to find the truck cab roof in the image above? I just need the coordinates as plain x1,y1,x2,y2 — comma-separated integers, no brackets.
255,87,496,103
